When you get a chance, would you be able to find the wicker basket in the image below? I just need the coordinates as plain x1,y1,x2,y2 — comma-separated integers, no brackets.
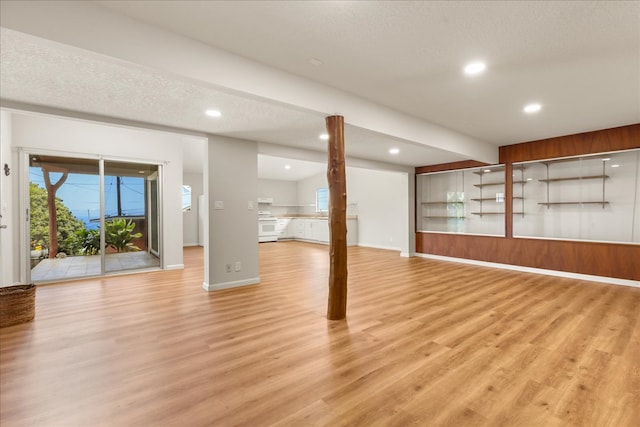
0,284,36,328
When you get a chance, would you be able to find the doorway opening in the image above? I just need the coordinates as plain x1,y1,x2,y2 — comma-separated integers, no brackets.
29,155,161,282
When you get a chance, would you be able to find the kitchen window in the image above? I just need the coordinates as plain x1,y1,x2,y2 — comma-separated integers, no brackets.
316,188,329,212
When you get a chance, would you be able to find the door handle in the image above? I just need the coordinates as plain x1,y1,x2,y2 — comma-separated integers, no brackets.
0,225,7,229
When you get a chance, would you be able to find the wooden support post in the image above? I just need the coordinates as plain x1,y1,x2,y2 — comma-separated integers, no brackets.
325,115,348,320
41,164,69,259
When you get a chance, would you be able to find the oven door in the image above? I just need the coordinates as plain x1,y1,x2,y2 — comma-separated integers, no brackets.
258,219,278,242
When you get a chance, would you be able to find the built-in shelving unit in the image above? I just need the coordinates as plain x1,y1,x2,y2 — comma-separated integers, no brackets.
471,211,525,215
538,161,609,208
472,167,524,218
538,202,609,206
420,201,465,220
421,201,464,205
539,175,608,183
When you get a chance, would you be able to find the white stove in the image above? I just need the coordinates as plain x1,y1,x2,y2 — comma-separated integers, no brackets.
258,211,278,242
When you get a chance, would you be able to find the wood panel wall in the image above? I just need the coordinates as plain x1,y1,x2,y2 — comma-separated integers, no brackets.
415,123,640,281
415,160,489,174
499,124,640,163
416,233,640,281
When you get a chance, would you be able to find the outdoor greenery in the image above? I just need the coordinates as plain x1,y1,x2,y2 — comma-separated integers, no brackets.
75,228,101,255
30,183,84,255
31,183,143,256
105,218,142,252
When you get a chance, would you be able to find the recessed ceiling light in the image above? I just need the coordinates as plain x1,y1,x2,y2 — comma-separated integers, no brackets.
284,165,291,170
463,61,486,76
319,134,329,140
389,148,400,155
309,58,323,67
526,178,533,181
523,103,542,114
611,164,620,168
138,170,145,174
484,169,492,173
205,109,221,117
602,158,611,161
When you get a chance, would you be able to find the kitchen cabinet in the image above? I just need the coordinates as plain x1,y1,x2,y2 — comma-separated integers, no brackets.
276,218,292,239
313,220,330,242
291,219,305,239
280,218,357,246
304,220,314,240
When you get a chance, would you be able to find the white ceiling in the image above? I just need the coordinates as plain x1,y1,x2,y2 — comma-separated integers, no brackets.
258,155,327,181
1,0,639,173
0,27,461,169
93,0,640,144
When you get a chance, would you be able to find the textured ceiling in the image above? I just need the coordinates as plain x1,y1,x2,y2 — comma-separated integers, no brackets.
1,28,456,167
1,0,638,173
95,0,640,144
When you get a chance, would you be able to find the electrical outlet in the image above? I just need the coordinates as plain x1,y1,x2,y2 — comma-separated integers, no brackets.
226,263,232,273
235,261,241,272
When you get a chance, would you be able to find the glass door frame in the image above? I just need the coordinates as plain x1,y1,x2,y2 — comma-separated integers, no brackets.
21,149,163,283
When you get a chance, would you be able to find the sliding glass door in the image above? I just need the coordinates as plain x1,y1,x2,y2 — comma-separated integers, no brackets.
28,154,161,282
29,155,101,282
104,161,160,274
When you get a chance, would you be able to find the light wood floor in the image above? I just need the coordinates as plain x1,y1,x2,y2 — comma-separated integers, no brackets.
1,242,638,426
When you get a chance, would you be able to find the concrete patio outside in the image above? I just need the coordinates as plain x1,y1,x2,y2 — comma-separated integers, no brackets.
31,251,160,282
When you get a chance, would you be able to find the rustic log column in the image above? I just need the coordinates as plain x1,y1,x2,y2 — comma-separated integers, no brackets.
41,164,69,259
325,115,347,320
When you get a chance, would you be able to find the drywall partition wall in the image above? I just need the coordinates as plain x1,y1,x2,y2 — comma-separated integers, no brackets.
183,172,203,246
204,135,259,291
347,167,407,252
0,111,18,286
10,112,184,270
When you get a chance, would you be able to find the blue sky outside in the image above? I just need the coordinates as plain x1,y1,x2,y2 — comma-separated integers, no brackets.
30,167,145,229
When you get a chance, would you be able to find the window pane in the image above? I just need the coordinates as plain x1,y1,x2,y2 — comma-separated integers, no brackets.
316,188,328,212
182,185,192,212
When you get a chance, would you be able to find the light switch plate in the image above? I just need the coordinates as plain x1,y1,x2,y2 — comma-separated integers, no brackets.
214,200,224,210
248,201,254,210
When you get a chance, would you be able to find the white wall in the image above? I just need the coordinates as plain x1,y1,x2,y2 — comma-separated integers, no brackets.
296,167,410,252
347,167,407,252
183,172,203,246
258,179,297,205
258,178,298,216
204,135,259,291
10,112,185,272
0,111,17,286
296,173,328,215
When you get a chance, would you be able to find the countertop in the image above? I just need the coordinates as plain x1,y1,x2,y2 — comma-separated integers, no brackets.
276,215,358,220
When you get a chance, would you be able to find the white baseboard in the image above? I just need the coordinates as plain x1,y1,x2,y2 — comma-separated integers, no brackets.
400,252,416,258
183,243,199,247
416,253,640,288
357,243,402,252
165,264,185,270
202,277,260,291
